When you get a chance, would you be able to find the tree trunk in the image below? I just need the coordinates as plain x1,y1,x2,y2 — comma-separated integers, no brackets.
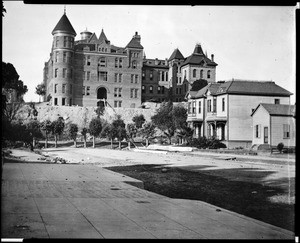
45,135,48,148
146,139,149,147
74,139,77,148
110,138,113,149
93,136,95,148
84,138,87,148
118,140,121,150
54,135,57,148
128,140,131,149
33,138,36,148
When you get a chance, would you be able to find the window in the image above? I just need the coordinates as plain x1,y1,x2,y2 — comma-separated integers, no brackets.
207,99,211,112
157,86,161,94
63,52,67,62
119,74,122,83
69,52,73,63
255,124,261,138
161,71,165,81
62,84,66,93
54,68,58,78
62,68,66,78
114,101,118,108
114,88,122,97
130,89,138,99
119,101,122,107
149,86,153,93
134,89,138,98
150,71,153,80
198,101,201,113
275,99,280,104
55,52,58,62
54,98,58,106
200,70,203,79
99,72,107,81
142,71,145,79
176,88,178,95
115,73,118,83
69,98,72,106
192,101,196,114
82,86,85,95
99,57,106,67
283,124,290,138
135,75,138,83
86,71,90,81
130,89,134,98
115,58,118,68
132,60,137,69
193,69,196,78
142,85,145,93
222,98,225,112
207,70,211,79
119,58,123,68
179,77,182,84
62,98,65,106
179,88,182,94
54,84,58,93
70,84,72,94
131,74,134,83
166,72,168,81
86,86,90,95
188,102,191,114
161,86,165,94
63,36,67,47
69,69,73,78
213,97,217,112
184,70,186,78
86,56,91,66
55,38,59,47
114,101,122,107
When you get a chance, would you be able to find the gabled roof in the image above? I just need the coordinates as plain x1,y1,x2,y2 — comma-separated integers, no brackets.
125,38,143,49
88,33,98,43
169,48,184,61
251,103,295,117
99,29,108,42
52,13,76,36
181,54,217,67
218,80,293,97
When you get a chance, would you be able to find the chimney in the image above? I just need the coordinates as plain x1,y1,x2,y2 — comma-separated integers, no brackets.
155,58,159,65
211,54,214,62
133,31,141,44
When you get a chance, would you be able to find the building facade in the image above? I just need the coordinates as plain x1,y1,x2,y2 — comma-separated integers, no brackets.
44,13,218,107
251,103,295,148
186,80,293,148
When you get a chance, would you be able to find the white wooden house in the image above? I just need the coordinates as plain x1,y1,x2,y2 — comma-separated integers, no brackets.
186,80,292,148
251,103,295,148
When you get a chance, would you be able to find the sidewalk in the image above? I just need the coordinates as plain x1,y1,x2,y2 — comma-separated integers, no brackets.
1,151,294,239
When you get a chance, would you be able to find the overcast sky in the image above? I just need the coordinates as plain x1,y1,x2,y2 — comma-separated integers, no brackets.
2,2,297,104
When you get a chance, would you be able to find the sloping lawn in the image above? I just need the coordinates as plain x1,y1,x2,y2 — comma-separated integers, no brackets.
106,164,294,232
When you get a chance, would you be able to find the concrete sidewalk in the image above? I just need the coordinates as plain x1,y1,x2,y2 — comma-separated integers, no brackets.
1,158,294,239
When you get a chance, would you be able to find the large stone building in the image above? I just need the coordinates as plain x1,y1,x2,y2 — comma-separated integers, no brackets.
43,12,217,107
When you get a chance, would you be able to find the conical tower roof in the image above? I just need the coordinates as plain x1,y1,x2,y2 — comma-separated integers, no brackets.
99,29,108,42
52,13,76,36
169,48,184,61
193,44,204,55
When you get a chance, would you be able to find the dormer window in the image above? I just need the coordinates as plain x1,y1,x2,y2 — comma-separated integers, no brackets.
193,69,196,78
207,70,211,79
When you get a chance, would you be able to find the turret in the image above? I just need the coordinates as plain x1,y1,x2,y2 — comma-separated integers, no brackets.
50,12,76,106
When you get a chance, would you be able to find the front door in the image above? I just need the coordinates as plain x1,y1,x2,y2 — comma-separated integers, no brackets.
264,127,268,144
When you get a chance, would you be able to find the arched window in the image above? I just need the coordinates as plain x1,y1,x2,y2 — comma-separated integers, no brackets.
99,57,106,67
193,69,196,78
207,70,211,79
184,70,187,78
149,85,153,93
200,70,203,79
132,60,137,69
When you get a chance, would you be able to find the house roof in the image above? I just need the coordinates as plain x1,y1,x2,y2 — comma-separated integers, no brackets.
125,37,143,49
251,103,295,117
169,48,184,61
99,29,108,42
52,13,76,36
181,53,217,67
143,58,168,68
218,80,293,97
188,80,293,99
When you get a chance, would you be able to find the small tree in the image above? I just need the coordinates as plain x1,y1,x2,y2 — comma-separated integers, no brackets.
25,120,43,148
89,118,102,148
151,101,176,144
51,117,65,148
81,128,88,148
68,123,78,147
101,123,114,149
40,119,52,148
111,115,127,149
139,121,156,147
126,123,138,149
35,83,46,102
132,114,145,129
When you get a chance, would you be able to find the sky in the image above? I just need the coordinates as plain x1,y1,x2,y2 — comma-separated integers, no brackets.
2,2,297,104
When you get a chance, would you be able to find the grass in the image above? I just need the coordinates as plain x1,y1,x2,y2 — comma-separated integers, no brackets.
106,164,294,232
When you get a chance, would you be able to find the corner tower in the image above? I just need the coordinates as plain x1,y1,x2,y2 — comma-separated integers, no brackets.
50,12,76,106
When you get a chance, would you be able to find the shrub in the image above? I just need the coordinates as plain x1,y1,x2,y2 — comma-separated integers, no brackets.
188,136,226,149
277,142,284,153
